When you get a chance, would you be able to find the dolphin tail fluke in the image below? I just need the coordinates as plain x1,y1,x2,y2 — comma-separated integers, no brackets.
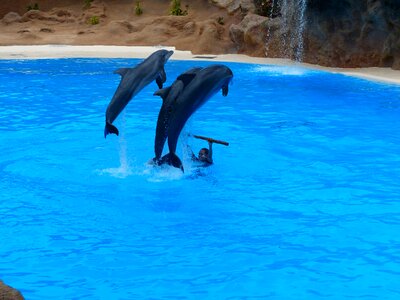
170,153,184,172
160,153,184,172
104,122,119,138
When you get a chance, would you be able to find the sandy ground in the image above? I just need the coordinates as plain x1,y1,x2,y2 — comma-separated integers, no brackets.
0,45,400,85
0,0,237,54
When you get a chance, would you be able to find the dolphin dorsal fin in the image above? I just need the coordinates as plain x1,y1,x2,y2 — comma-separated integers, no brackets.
177,73,198,87
114,68,130,77
154,86,171,101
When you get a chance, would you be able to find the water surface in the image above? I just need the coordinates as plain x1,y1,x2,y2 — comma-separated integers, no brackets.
1,58,400,299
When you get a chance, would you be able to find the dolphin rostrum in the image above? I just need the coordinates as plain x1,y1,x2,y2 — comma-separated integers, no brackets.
104,49,174,138
153,64,233,171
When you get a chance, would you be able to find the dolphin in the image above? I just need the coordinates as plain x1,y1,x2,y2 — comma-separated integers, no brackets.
153,67,203,164
104,49,174,138
154,64,234,171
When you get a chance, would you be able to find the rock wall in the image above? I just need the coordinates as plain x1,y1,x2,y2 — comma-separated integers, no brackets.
304,0,400,69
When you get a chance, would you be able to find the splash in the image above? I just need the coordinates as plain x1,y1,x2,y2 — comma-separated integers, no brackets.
98,111,133,178
143,164,185,182
252,65,310,76
98,134,133,178
143,134,194,182
98,119,199,181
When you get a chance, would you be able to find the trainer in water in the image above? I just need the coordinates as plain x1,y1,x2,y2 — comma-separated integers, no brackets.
104,49,174,138
188,135,229,167
153,64,233,171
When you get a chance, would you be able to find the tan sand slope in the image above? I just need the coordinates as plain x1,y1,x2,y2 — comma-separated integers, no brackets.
0,0,238,55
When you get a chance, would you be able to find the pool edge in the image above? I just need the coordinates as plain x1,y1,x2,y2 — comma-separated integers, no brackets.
0,45,399,85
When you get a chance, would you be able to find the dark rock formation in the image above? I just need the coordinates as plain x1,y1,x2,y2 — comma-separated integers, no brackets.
228,0,400,69
304,0,400,69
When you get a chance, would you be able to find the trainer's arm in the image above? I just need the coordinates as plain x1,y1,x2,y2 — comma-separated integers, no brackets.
207,141,213,163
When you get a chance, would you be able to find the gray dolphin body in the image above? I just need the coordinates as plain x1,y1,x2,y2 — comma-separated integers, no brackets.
154,64,234,171
104,49,173,138
153,67,203,163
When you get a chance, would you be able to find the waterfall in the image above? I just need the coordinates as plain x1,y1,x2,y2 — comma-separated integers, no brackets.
264,0,277,57
294,0,308,62
266,0,308,62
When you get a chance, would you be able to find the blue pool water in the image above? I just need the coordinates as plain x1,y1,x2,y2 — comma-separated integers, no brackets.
1,58,400,299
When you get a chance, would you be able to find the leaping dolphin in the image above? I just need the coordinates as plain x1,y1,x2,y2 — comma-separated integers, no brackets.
153,67,203,163
104,49,174,138
154,64,233,171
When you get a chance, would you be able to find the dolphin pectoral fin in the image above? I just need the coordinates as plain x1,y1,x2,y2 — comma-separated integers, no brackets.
156,77,163,89
156,68,167,89
222,85,229,96
114,68,130,77
104,122,119,138
154,87,171,101
159,153,184,172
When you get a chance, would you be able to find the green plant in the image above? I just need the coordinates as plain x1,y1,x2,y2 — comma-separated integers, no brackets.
88,15,99,25
27,3,39,11
84,0,93,9
217,16,224,25
170,0,188,16
135,2,143,16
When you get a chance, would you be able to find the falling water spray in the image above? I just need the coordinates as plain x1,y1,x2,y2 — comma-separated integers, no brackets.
266,0,308,61
294,0,307,62
265,0,277,57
